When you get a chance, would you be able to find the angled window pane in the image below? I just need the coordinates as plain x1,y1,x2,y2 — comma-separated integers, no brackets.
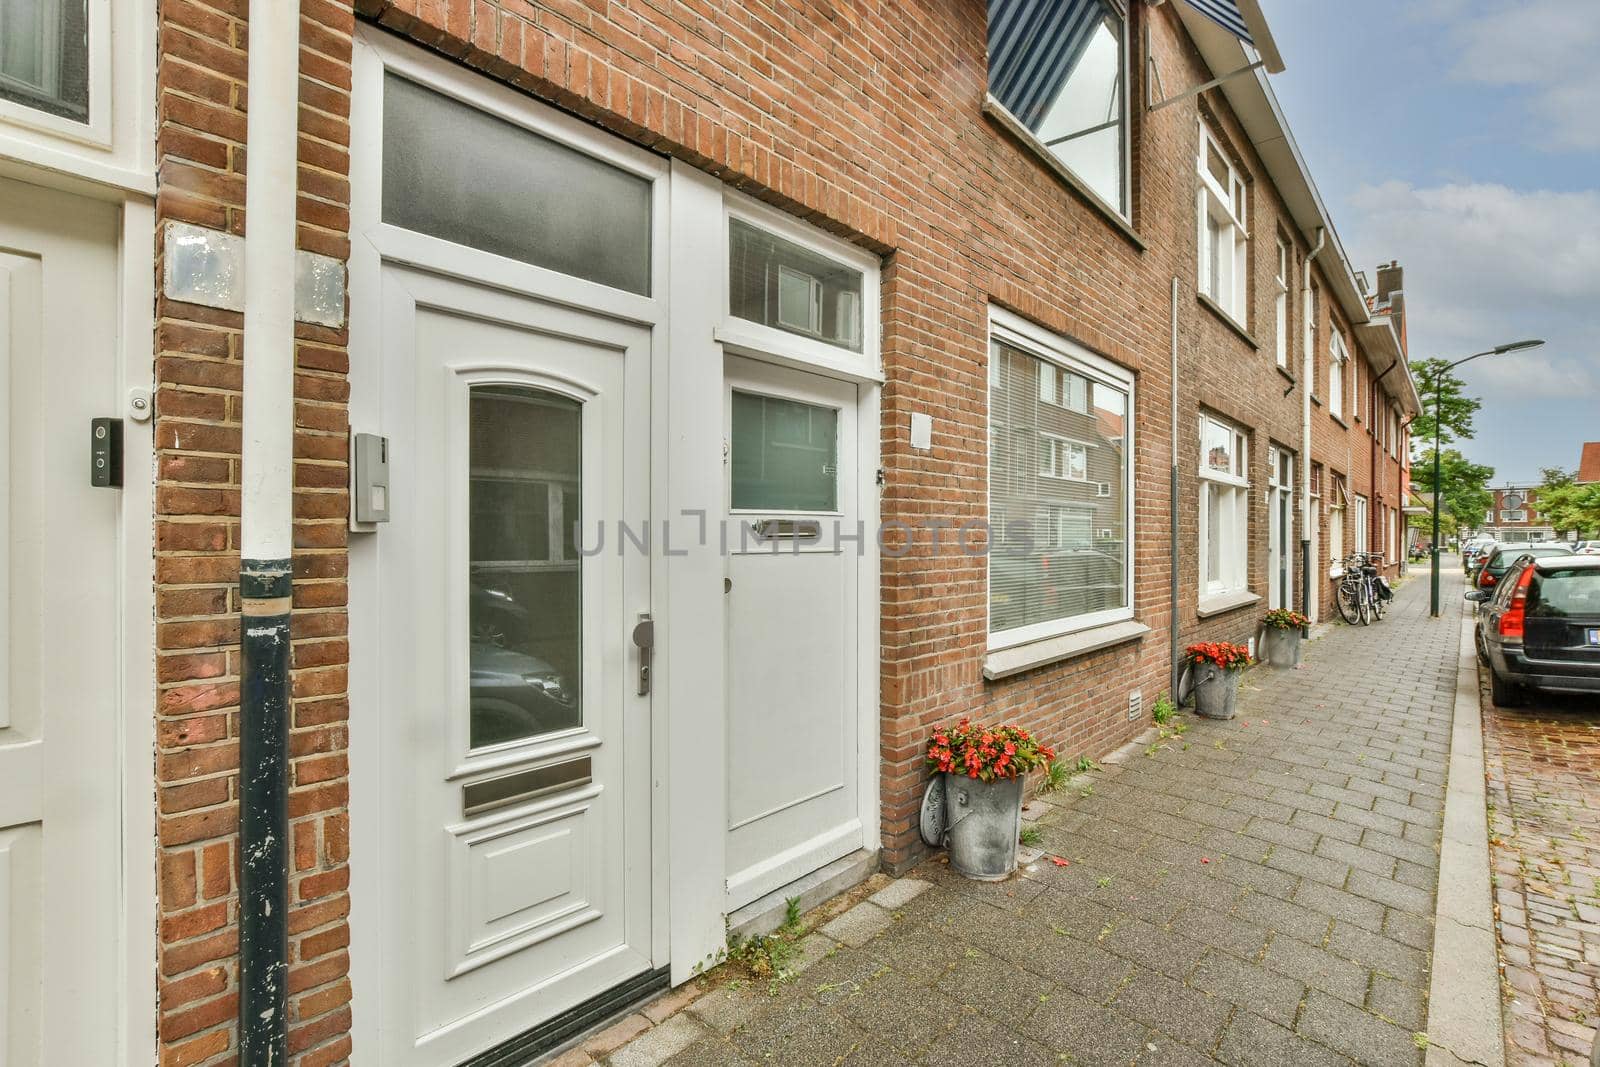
383,75,652,295
0,0,89,122
988,0,1126,214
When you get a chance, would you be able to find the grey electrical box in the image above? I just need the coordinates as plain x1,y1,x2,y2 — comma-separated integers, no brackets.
351,433,391,527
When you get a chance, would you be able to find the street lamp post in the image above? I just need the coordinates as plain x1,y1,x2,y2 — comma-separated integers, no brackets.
1428,338,1546,617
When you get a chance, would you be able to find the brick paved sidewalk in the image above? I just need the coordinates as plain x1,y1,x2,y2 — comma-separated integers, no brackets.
581,571,1466,1067
1484,668,1600,1066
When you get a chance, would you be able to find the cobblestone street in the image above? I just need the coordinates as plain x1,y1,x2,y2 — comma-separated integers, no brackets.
579,571,1470,1066
1485,667,1600,1066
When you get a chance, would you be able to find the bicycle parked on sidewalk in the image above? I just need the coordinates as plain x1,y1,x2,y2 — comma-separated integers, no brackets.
1336,551,1390,625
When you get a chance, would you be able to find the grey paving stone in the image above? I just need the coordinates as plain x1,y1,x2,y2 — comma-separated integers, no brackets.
1027,987,1151,1066
727,998,868,1066
1314,836,1400,878
1100,916,1208,980
1171,903,1272,960
1327,922,1427,984
609,1014,707,1067
818,901,893,947
867,877,931,911
659,1034,756,1067
1380,908,1434,952
1261,933,1371,1006
1265,844,1352,887
1189,949,1308,1026
1234,890,1335,944
1242,817,1320,854
1107,966,1231,1050
1345,869,1435,916
931,949,1052,1024
1294,880,1387,932
828,971,960,1058
920,1007,1060,1066
1297,989,1423,1066
687,985,763,1033
1216,1012,1353,1067
1366,973,1427,1032
1017,930,1133,1002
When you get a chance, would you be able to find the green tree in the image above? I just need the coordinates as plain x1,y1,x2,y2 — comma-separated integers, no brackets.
1409,358,1483,450
1536,467,1600,538
1410,448,1494,542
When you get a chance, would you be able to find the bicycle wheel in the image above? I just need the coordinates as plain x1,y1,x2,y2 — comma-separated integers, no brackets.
1374,588,1388,619
1337,580,1362,624
1357,586,1372,625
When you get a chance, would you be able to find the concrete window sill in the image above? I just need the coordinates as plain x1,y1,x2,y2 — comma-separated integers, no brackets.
984,619,1150,681
1196,590,1261,618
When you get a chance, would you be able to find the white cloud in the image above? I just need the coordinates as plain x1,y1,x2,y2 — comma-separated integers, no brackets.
1344,180,1599,398
1437,0,1600,151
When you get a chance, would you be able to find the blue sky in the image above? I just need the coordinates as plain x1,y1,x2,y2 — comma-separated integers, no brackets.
1259,0,1599,486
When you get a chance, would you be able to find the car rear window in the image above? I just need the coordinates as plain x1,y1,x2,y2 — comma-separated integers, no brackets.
1530,569,1600,617
1490,547,1571,570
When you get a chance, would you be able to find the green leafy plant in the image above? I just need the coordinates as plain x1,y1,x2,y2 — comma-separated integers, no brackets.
1261,608,1310,630
1020,826,1043,848
1072,755,1097,774
1151,693,1176,725
926,719,1055,782
1039,758,1070,794
726,895,806,988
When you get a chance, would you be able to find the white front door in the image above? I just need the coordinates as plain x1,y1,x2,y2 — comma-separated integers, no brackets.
724,355,861,908
0,178,123,1064
372,265,654,1063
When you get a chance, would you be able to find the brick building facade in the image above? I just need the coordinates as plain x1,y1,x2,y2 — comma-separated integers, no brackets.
0,0,1415,1062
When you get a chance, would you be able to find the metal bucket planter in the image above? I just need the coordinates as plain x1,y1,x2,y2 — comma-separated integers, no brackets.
1192,661,1241,720
943,773,1024,880
1261,627,1301,668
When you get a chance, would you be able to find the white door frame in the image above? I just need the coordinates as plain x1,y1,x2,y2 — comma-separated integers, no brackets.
346,31,884,1049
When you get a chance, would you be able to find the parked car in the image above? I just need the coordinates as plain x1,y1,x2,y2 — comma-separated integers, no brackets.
1463,538,1496,572
1573,540,1600,556
1469,555,1600,706
1473,544,1574,594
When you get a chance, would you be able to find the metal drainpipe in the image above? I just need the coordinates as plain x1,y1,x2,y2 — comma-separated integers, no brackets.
1300,228,1325,633
239,2,299,1061
1169,277,1181,699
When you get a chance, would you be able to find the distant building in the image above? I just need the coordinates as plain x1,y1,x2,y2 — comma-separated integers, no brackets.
1578,442,1600,485
1481,484,1556,542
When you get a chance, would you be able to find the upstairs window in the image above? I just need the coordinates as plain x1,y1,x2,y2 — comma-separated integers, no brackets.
1329,330,1348,419
987,0,1129,216
1197,123,1248,321
1274,236,1289,367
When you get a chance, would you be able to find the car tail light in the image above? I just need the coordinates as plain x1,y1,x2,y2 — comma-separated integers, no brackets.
1481,572,1497,587
1498,566,1536,639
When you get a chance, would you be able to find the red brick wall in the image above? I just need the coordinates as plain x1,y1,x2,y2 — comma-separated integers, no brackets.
147,0,1409,1060
154,0,355,1063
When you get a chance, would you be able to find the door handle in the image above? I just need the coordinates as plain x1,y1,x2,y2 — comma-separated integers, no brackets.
632,613,654,696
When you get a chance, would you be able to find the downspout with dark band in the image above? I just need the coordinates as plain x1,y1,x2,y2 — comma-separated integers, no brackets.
239,2,300,1061
239,561,292,1062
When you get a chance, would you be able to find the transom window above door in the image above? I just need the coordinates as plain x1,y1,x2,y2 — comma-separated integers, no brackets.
987,0,1129,216
381,74,653,295
728,219,865,353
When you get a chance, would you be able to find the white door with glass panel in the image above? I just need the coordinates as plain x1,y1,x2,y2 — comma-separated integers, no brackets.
724,356,860,909
1268,446,1294,610
0,179,123,1064
372,267,653,1064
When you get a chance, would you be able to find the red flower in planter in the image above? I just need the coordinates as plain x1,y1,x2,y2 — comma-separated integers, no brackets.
925,721,1054,782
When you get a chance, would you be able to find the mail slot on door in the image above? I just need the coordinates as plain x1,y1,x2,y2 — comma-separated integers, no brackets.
461,757,592,817
752,518,822,543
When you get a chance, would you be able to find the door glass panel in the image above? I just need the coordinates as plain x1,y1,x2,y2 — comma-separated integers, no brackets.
731,391,838,511
468,385,582,747
383,75,652,295
0,0,89,122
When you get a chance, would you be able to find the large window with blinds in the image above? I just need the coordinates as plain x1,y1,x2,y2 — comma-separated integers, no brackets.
988,311,1134,647
987,0,1129,216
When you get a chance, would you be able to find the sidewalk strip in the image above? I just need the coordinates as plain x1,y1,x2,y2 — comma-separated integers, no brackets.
1423,615,1505,1067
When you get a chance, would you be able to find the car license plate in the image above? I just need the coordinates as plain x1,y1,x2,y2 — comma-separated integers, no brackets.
1590,628,1600,647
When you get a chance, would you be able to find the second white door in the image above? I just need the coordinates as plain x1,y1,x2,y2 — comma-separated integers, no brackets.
724,355,861,909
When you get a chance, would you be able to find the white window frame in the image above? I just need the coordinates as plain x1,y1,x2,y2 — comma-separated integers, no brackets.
987,306,1136,651
1197,121,1249,322
1274,236,1289,368
1355,493,1370,554
1039,433,1090,482
1329,330,1348,419
1198,411,1250,600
